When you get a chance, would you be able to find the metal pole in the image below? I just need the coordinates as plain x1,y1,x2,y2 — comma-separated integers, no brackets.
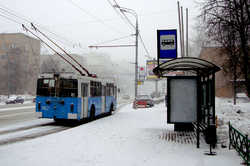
155,80,158,96
112,5,138,98
186,8,189,57
181,6,185,57
7,51,9,98
135,17,138,98
177,1,183,57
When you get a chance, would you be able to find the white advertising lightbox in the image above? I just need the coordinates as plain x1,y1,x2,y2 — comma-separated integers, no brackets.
167,77,197,123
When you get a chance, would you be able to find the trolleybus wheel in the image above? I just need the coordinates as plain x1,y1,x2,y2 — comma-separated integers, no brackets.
109,103,114,115
90,106,95,121
54,118,63,123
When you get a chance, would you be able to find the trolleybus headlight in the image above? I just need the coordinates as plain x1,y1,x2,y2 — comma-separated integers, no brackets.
46,100,51,105
38,102,41,111
70,103,74,112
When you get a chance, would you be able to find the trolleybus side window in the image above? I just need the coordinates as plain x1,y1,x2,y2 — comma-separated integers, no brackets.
81,83,88,97
59,79,78,97
114,86,117,99
106,83,114,96
102,85,106,96
90,81,102,96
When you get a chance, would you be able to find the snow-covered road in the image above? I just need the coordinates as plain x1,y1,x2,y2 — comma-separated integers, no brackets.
0,102,242,166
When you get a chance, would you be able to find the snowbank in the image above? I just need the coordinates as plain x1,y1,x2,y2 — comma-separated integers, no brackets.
216,97,250,146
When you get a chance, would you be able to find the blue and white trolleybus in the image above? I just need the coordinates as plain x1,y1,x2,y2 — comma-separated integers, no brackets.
36,73,117,121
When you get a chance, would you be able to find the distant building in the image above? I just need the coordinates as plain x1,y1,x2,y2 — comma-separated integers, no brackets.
199,47,245,97
40,53,88,74
0,33,40,95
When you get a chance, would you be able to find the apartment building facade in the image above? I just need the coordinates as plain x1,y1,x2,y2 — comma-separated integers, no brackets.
0,33,40,95
199,47,246,97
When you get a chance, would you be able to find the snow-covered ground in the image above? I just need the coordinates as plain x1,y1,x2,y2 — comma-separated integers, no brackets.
216,97,250,147
0,99,246,166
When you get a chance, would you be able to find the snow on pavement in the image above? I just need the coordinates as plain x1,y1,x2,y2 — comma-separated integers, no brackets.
0,103,242,166
0,106,35,112
216,97,250,146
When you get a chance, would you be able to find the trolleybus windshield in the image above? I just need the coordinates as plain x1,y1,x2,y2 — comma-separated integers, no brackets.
59,79,78,97
37,78,78,97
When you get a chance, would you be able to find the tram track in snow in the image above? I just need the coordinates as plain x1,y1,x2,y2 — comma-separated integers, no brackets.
0,121,74,146
0,101,131,146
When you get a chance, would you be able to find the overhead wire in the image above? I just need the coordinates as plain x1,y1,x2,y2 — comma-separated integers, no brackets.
113,0,136,30
138,33,152,59
0,12,22,25
22,24,86,76
0,6,88,75
107,0,153,59
90,34,134,46
0,4,84,51
106,0,134,32
30,23,90,76
66,0,127,35
0,1,152,59
0,7,61,73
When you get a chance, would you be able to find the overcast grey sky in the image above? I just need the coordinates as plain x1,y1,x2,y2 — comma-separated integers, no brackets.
0,0,200,66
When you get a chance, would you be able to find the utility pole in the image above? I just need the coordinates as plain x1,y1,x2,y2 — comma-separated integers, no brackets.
7,50,9,98
186,8,189,57
112,5,139,99
135,15,139,98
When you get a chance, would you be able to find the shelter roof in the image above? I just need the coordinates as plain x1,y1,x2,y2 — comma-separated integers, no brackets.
153,57,220,76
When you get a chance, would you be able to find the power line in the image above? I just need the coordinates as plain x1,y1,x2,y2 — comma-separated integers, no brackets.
0,4,31,23
106,0,134,32
0,4,85,51
107,1,152,59
138,33,152,59
112,0,136,30
22,24,86,76
66,0,126,35
0,13,22,25
90,34,134,46
30,23,91,76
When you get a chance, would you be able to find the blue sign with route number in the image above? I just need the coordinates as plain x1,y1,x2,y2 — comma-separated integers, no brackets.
157,29,177,59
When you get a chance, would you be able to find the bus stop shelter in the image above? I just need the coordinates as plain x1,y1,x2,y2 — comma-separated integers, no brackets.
153,57,221,148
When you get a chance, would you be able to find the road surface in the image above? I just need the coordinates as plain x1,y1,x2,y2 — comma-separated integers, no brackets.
0,103,36,127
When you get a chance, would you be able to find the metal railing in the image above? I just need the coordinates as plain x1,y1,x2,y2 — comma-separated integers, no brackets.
229,122,250,165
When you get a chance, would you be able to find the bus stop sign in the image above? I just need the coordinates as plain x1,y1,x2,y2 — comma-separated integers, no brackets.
157,29,177,63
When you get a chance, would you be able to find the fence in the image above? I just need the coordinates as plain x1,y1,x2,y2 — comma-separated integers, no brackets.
229,122,250,165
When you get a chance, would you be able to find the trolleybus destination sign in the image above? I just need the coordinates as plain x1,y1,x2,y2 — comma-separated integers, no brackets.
157,29,177,64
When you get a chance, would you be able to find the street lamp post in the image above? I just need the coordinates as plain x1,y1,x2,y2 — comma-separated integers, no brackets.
114,5,139,98
135,14,138,98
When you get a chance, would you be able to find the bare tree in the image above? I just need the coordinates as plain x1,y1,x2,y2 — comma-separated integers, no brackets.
40,55,60,73
190,17,212,57
200,0,250,96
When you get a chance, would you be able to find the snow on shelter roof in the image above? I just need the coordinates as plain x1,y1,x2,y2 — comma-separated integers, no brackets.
153,57,221,76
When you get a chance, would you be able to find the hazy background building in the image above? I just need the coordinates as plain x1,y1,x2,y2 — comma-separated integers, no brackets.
0,33,40,95
199,47,246,98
